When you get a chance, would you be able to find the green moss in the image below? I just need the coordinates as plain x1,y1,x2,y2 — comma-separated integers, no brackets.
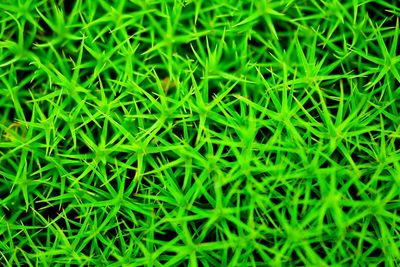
0,0,399,266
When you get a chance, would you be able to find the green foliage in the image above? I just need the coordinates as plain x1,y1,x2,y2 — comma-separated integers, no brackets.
0,0,399,266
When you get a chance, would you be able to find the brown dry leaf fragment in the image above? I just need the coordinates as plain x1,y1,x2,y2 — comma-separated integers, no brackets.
161,77,176,93
3,122,25,141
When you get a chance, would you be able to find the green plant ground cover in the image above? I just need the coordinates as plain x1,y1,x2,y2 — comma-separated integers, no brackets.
0,0,400,266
